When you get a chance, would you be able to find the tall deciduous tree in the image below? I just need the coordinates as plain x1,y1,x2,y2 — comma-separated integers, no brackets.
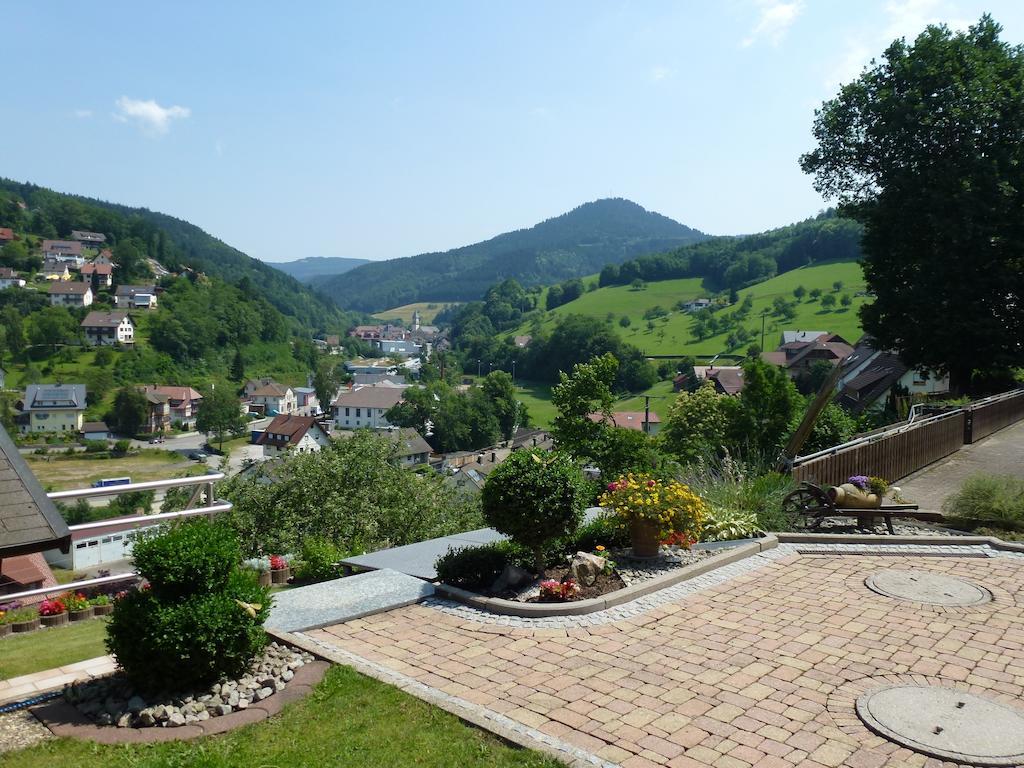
111,386,149,437
800,16,1024,393
550,353,617,458
196,382,247,450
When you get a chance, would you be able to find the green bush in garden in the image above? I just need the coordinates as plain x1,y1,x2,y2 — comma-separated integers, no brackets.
481,449,587,574
106,518,270,692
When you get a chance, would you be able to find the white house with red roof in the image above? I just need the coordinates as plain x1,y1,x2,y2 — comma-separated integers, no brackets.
257,414,332,457
249,381,296,415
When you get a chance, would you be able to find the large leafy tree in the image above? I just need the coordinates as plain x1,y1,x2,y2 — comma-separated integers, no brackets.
550,353,617,458
196,382,248,450
800,16,1024,393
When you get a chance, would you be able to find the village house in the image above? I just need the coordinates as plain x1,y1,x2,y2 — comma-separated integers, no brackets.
41,239,84,267
243,377,276,399
249,381,297,415
344,358,396,376
351,373,407,387
46,514,159,572
141,385,203,427
682,298,713,313
115,284,158,309
41,259,70,281
389,427,433,467
348,323,409,341
140,388,171,433
293,387,319,415
587,410,662,436
0,267,25,289
1,552,58,604
93,249,114,267
762,332,854,377
513,335,532,349
48,281,93,307
80,261,113,290
834,337,950,415
81,421,110,441
80,310,134,346
21,383,87,433
371,338,421,358
0,227,13,248
256,414,332,458
70,230,106,248
696,365,745,395
332,386,405,430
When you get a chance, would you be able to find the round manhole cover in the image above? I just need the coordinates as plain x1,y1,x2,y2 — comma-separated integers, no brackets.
864,569,991,606
856,686,1024,765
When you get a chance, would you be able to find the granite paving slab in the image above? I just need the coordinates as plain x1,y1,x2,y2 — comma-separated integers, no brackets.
339,508,606,580
265,569,434,632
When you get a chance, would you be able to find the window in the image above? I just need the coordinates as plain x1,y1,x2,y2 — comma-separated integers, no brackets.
101,537,111,544
76,542,86,550
87,540,98,547
345,407,350,416
356,408,361,418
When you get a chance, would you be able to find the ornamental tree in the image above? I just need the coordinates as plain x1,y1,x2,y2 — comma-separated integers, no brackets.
801,15,1024,393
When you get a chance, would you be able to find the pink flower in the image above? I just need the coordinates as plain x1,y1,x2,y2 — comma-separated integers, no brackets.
606,482,619,492
647,479,656,487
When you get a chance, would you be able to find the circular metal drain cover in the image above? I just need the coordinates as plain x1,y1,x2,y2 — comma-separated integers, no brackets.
857,686,1024,765
864,569,991,606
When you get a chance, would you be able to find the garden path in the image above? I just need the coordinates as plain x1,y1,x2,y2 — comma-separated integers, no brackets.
302,544,1024,768
899,418,1024,512
0,655,114,706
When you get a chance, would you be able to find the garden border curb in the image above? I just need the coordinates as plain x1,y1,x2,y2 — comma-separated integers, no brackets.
775,531,1024,554
431,534,778,617
29,660,330,744
271,628,614,768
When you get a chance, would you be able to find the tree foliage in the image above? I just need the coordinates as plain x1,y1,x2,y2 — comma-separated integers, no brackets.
196,382,248,449
800,15,1024,392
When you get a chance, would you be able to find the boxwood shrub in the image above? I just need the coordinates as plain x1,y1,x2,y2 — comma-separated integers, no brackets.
106,518,270,692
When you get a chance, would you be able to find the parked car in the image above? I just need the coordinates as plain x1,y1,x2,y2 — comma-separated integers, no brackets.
148,436,165,444
189,451,208,461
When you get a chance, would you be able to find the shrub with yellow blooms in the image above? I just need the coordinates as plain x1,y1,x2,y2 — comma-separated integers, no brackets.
598,473,708,543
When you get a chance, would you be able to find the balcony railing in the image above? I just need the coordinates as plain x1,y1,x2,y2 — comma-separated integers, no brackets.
2,473,231,603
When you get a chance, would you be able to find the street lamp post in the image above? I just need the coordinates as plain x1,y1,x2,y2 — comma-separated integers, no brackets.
512,359,516,383
477,359,481,378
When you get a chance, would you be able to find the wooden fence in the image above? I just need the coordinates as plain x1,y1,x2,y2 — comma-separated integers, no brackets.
965,390,1024,443
793,411,965,486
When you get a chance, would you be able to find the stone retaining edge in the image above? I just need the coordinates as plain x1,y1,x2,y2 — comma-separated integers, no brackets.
775,531,1024,553
273,628,604,768
29,658,330,744
432,534,779,618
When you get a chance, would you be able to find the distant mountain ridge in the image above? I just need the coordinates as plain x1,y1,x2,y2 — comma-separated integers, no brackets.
267,256,371,283
320,198,708,312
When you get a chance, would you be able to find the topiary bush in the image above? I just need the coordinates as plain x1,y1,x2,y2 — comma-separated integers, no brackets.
435,543,510,589
481,449,587,574
294,536,345,583
106,518,270,692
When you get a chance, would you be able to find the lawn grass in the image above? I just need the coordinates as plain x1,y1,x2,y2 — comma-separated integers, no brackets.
2,665,562,768
508,261,869,359
614,379,678,422
515,380,557,428
0,619,110,681
25,449,198,492
373,301,462,325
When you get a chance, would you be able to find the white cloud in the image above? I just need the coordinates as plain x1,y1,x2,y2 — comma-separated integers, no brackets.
73,109,93,119
742,0,804,48
113,96,190,135
650,65,672,82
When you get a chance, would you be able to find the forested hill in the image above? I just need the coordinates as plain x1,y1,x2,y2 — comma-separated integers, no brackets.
320,198,708,312
597,210,863,291
0,179,352,332
267,256,372,283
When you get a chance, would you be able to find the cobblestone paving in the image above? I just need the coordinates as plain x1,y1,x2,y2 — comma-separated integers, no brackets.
306,546,1024,767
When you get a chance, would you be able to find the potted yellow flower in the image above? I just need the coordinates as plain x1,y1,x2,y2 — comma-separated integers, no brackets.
599,473,708,558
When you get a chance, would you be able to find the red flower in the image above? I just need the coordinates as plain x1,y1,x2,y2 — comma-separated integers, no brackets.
606,482,619,492
270,555,288,571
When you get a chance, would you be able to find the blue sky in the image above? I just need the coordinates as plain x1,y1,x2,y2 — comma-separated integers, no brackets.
3,1,1022,263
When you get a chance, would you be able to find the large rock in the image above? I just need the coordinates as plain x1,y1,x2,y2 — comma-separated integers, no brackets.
570,552,607,587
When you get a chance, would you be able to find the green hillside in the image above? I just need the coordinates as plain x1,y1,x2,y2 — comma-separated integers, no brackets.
510,261,869,359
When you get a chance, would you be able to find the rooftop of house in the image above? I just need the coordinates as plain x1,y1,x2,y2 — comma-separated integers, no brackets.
352,373,407,387
706,367,746,395
41,239,83,255
115,284,157,296
257,414,327,446
80,262,113,275
781,330,828,344
24,383,87,411
0,552,57,594
0,267,20,279
0,424,71,558
0,227,14,240
142,385,203,402
41,259,68,272
70,230,106,243
587,411,661,431
251,382,291,398
81,310,131,328
48,281,90,295
332,386,406,410
389,427,433,458
513,335,532,348
835,351,909,414
82,421,109,432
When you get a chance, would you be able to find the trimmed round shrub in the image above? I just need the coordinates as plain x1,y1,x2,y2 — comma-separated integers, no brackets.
481,449,586,574
435,543,510,589
106,519,270,692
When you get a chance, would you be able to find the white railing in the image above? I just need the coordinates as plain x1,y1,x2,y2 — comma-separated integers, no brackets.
1,474,231,604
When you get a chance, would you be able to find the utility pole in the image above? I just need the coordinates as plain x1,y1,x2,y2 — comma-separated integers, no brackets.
644,396,651,435
760,310,768,354
511,359,516,384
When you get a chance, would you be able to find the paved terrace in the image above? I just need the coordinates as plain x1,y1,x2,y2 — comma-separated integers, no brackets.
297,544,1024,768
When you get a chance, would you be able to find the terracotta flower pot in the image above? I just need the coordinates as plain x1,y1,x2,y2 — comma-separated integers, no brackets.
258,570,272,588
69,607,94,622
0,623,12,637
271,566,290,585
12,617,40,633
92,603,113,617
41,611,69,627
630,518,661,559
